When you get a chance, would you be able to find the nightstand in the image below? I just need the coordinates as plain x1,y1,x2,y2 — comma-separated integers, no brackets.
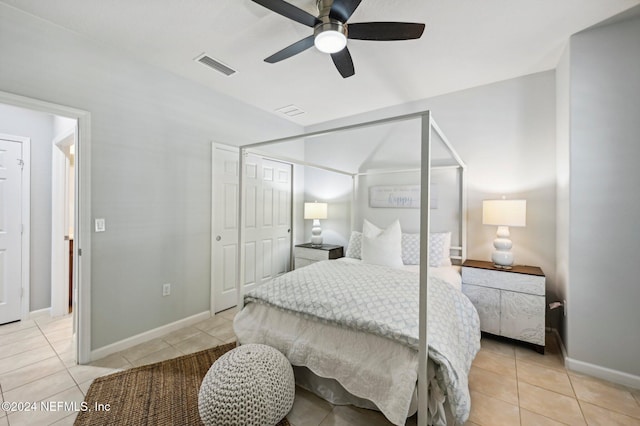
461,259,546,353
294,243,344,269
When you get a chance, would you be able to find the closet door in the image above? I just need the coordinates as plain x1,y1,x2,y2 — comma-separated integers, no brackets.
212,147,292,313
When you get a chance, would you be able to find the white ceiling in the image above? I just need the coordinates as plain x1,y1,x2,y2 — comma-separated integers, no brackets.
3,0,639,125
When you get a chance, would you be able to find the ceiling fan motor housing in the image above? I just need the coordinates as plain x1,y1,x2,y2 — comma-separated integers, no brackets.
314,0,347,53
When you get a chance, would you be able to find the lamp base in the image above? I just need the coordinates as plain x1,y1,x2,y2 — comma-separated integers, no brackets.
311,219,323,246
492,226,514,268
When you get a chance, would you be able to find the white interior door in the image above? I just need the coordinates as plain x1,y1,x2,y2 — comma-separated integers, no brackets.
242,155,292,291
212,146,292,313
0,138,23,325
212,146,241,313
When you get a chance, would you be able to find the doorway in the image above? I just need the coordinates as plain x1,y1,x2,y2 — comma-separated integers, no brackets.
0,90,92,364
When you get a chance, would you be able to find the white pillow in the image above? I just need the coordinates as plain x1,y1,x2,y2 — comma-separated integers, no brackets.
361,219,404,268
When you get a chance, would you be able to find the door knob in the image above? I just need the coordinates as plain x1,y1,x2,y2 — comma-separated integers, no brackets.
216,235,222,241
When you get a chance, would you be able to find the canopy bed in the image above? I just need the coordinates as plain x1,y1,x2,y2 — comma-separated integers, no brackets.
231,111,480,426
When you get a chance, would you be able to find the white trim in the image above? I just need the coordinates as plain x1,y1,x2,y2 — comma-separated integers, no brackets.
51,127,75,318
0,133,31,322
90,310,211,361
565,356,640,389
0,90,92,365
28,307,51,320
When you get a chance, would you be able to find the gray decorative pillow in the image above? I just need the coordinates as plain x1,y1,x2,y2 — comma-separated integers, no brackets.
401,233,420,265
345,231,362,259
429,232,452,267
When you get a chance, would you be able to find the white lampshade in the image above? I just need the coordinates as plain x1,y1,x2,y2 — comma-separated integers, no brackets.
482,199,526,227
304,202,328,220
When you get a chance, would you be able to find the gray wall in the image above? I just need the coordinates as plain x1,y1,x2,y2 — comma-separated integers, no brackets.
305,72,558,308
0,5,302,349
0,104,53,311
564,15,640,377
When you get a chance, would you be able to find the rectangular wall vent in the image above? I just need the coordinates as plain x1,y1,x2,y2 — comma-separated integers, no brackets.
195,54,236,76
275,104,305,117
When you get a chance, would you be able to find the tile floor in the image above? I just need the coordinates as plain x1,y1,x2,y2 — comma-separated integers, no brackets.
1,311,639,426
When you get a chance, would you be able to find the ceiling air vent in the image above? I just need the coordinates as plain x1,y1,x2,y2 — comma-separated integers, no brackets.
275,104,305,117
195,53,236,76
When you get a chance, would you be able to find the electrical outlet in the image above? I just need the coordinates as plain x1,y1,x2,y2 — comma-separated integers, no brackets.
162,283,171,297
563,299,567,317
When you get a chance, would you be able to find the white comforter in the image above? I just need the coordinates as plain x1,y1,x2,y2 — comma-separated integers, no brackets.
234,260,480,425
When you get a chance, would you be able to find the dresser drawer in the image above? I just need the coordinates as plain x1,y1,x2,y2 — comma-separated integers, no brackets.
294,247,331,261
462,267,545,296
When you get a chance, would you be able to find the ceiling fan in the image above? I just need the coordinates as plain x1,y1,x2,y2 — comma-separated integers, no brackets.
251,0,425,78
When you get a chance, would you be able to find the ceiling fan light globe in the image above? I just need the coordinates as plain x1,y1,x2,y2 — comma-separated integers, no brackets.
314,30,347,53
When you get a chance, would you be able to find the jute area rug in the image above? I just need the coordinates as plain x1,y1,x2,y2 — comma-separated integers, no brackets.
75,342,291,426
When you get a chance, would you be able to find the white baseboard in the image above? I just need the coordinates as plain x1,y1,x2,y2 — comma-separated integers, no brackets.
29,307,51,320
565,356,640,390
89,311,211,362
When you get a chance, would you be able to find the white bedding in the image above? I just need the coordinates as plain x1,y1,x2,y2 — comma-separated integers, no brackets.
234,259,479,425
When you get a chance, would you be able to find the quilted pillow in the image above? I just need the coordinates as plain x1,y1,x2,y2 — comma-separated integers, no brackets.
400,232,451,266
361,219,404,268
345,231,363,259
429,232,452,267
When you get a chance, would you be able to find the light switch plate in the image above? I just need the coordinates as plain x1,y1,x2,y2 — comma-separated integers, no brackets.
95,218,106,232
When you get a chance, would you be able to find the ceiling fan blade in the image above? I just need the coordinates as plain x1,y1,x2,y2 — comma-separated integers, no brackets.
347,22,425,40
264,35,315,63
329,0,363,22
331,47,355,78
251,0,320,27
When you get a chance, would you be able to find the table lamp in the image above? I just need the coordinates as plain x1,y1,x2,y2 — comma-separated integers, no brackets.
304,202,328,246
482,199,526,269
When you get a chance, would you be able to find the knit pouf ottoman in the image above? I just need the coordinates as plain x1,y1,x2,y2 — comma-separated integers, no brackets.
198,343,295,426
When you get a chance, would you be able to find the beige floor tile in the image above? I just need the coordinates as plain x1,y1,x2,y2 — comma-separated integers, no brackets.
4,370,76,404
0,345,57,375
520,408,567,426
171,333,224,355
518,382,585,425
0,356,66,392
50,337,73,355
78,379,93,396
58,350,77,368
468,366,519,405
34,314,71,327
0,326,42,346
6,385,84,426
319,405,393,426
467,390,520,426
161,326,203,345
119,337,170,362
471,349,516,378
193,315,232,332
68,364,118,385
205,322,236,342
51,413,79,425
130,346,183,367
38,316,72,334
287,387,333,426
632,388,640,406
0,320,36,336
42,327,73,343
580,401,640,426
0,416,7,426
218,307,239,321
88,353,132,370
570,373,640,419
515,346,565,371
0,334,50,360
480,337,516,359
517,358,575,397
